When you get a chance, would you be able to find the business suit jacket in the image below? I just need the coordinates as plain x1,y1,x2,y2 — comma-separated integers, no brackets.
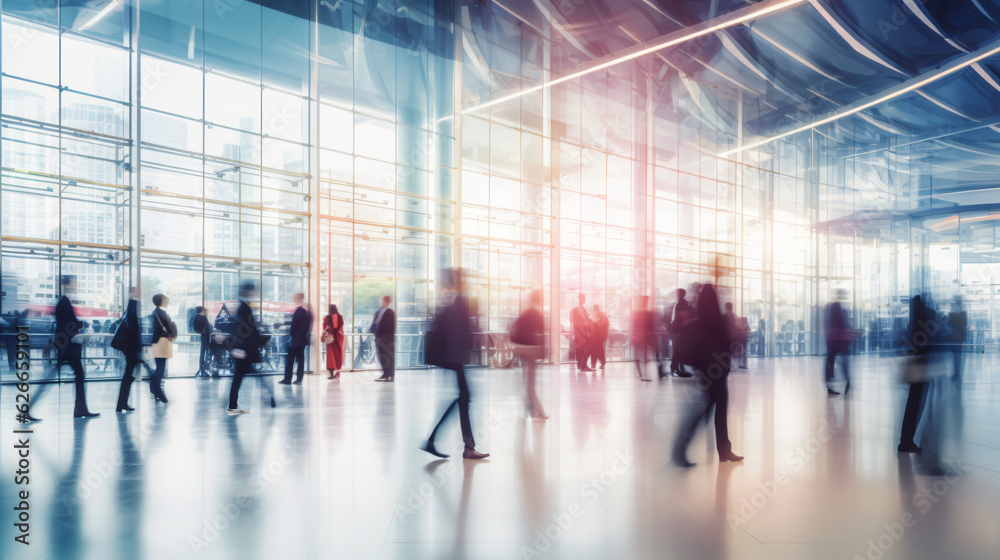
446,295,475,365
120,299,143,357
569,305,591,348
55,295,83,358
369,307,396,338
825,301,851,353
234,300,264,363
948,311,967,346
193,314,212,337
288,306,312,349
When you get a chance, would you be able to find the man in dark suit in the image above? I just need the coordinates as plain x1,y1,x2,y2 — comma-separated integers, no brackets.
370,295,396,382
670,289,692,377
570,294,593,371
825,290,853,396
280,293,312,385
631,296,655,382
228,282,268,415
55,276,99,418
193,306,213,377
589,304,609,370
421,268,489,460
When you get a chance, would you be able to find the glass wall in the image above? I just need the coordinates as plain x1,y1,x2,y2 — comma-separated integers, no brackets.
9,0,1000,382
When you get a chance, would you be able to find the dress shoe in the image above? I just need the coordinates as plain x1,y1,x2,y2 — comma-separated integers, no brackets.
374,376,394,382
116,405,135,413
226,408,250,415
827,387,840,396
897,443,921,454
462,448,490,460
292,380,302,385
155,395,169,403
74,411,100,419
421,441,448,458
719,453,745,462
278,380,291,385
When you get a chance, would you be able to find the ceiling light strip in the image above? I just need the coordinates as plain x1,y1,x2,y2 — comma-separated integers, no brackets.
720,38,1000,157
456,0,804,116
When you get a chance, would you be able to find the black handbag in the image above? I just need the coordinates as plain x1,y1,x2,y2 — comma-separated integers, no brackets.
424,328,445,367
110,320,130,353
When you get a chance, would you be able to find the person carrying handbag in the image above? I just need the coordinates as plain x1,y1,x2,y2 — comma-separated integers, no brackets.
111,287,156,412
149,293,177,403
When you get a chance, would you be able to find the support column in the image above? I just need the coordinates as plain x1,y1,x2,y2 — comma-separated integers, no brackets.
309,0,322,371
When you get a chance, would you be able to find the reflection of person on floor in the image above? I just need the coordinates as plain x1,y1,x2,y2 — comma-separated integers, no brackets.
570,293,593,371
589,304,609,370
422,268,490,460
671,284,744,467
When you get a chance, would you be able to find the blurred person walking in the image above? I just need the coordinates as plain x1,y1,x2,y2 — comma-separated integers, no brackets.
370,295,396,382
511,291,547,420
947,296,967,381
323,304,346,379
280,293,312,385
149,293,177,404
671,284,744,467
824,290,854,396
570,294,593,372
589,304,609,370
631,296,655,382
227,282,272,415
898,295,936,454
422,268,490,460
56,276,99,418
111,287,152,412
193,306,213,378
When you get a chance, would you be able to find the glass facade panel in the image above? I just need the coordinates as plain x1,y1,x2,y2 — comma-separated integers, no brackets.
8,0,1000,383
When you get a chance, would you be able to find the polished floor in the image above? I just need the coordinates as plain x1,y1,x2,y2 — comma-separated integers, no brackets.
1,355,999,560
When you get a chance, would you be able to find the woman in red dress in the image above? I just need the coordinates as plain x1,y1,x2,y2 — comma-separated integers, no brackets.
323,304,345,379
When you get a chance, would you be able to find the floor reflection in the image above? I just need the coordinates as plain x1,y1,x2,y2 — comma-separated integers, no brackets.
1,356,998,559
